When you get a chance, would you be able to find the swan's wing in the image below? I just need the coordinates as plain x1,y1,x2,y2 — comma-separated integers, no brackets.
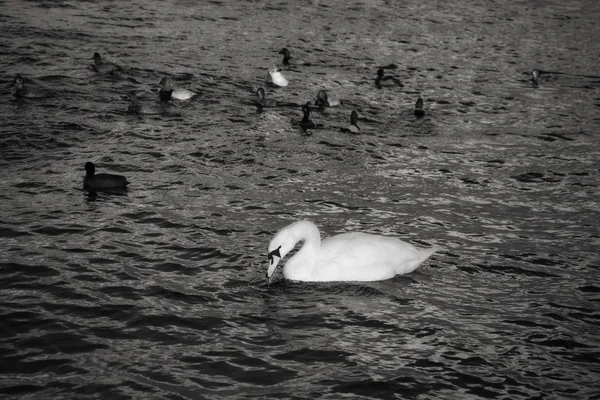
316,233,423,281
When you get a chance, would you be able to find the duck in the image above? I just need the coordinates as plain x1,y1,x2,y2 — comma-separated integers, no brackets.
375,68,402,88
91,52,121,74
83,162,129,191
267,220,438,282
278,47,309,66
414,97,426,118
531,69,541,85
340,110,360,133
266,67,289,87
158,77,196,101
255,87,278,108
291,102,317,130
127,92,162,115
13,75,49,99
314,89,341,108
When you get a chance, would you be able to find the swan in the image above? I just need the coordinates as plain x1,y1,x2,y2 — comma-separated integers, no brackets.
267,220,438,282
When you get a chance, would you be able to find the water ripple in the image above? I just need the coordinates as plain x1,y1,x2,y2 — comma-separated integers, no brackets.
0,0,599,399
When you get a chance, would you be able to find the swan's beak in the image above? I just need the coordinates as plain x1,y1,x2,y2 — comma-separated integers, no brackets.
267,259,279,278
267,246,282,278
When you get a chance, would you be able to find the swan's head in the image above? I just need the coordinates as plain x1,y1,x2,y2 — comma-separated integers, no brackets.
267,246,282,278
267,231,295,278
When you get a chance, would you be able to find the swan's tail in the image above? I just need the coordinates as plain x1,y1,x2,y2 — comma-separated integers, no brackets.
398,245,439,275
418,246,439,263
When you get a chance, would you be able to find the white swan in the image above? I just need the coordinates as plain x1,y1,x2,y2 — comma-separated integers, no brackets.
267,220,438,282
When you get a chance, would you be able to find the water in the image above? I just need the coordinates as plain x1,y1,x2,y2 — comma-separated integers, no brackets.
1,0,599,398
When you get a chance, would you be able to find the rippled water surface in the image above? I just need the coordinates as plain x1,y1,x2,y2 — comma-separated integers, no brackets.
1,0,599,399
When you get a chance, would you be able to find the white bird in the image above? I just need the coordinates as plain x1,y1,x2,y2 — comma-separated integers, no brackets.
266,67,289,87
267,220,438,282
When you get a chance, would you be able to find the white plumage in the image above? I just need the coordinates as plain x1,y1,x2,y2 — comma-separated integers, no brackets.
267,220,437,282
266,67,289,87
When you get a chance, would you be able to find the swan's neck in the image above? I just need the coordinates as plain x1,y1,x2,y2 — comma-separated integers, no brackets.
284,221,321,278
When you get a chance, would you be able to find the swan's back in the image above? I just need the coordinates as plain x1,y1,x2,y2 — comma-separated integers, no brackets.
312,232,434,281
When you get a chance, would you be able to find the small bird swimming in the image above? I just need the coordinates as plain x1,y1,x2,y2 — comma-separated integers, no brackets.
340,110,360,133
314,89,341,108
127,92,162,115
414,97,426,118
292,102,318,131
83,162,129,191
266,67,289,87
278,48,309,66
158,77,196,101
92,52,121,74
375,68,402,88
13,75,50,99
531,69,541,86
255,87,278,108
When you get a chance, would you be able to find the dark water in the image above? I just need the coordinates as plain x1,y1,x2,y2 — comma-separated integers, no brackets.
1,0,600,399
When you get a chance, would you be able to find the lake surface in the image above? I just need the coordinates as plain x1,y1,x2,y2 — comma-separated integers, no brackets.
1,0,599,399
